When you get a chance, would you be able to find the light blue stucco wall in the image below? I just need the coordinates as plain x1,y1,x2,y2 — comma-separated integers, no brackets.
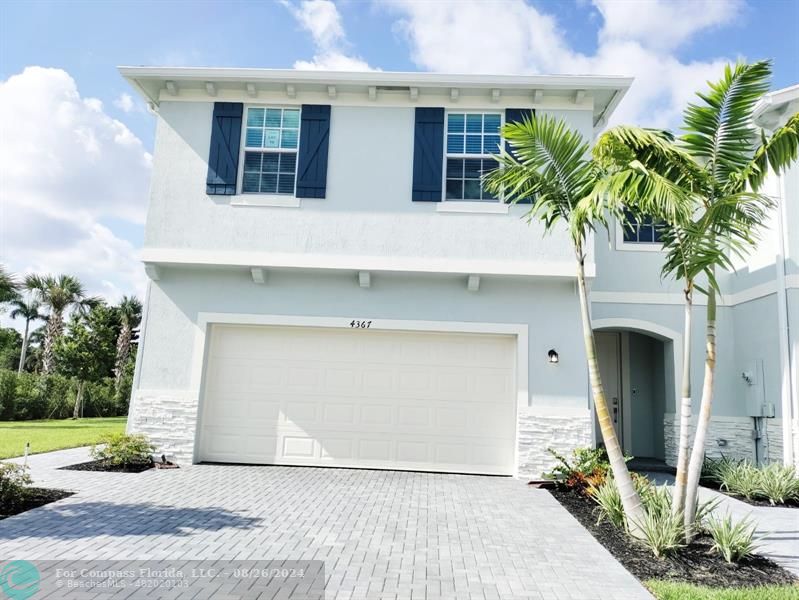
137,267,591,411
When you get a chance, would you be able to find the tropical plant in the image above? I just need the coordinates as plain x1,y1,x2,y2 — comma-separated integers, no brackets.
719,461,762,501
0,265,19,309
481,114,682,536
701,455,742,485
593,60,799,537
544,446,615,493
114,295,141,399
55,303,120,418
706,513,758,563
636,509,686,558
0,462,31,508
23,326,45,373
589,476,626,529
25,274,99,374
91,433,153,466
9,297,43,374
756,464,799,505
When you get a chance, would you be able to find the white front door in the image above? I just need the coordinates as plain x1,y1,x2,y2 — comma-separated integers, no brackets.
595,331,623,447
198,324,517,475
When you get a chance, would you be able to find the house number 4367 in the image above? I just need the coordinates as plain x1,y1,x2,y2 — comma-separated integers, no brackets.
350,320,372,329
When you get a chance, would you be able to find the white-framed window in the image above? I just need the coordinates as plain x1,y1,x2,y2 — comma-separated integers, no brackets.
444,111,502,202
240,106,301,195
615,209,665,252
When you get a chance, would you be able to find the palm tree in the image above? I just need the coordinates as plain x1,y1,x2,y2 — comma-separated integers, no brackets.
25,274,99,374
9,296,43,374
594,60,799,537
0,265,19,308
481,115,688,537
24,325,46,373
114,295,142,396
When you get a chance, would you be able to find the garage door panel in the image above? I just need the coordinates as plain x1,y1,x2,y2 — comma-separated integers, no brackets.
199,325,517,475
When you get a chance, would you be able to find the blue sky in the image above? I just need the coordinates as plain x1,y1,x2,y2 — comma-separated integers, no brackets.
1,0,798,311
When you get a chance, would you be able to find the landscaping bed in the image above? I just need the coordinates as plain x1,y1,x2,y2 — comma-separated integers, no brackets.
0,487,73,520
60,459,153,473
550,487,797,589
700,478,799,509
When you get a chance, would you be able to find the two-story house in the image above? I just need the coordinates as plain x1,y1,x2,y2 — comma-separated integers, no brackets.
120,67,798,478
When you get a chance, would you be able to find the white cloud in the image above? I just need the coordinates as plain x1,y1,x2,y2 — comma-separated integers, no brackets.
384,0,739,129
113,92,135,113
0,67,151,316
283,0,377,71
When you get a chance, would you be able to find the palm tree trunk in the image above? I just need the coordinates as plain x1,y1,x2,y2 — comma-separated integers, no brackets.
73,380,85,419
18,318,31,374
114,325,132,395
42,312,64,374
672,284,693,516
576,254,647,537
684,285,717,538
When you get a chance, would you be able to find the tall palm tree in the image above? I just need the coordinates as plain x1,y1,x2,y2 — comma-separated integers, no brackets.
594,60,799,537
25,274,99,374
482,115,688,537
114,295,142,396
9,296,43,374
0,265,19,308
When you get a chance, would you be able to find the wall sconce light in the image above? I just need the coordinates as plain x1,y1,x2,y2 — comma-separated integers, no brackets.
548,349,559,364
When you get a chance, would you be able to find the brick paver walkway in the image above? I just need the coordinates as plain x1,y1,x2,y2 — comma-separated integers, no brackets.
0,448,650,599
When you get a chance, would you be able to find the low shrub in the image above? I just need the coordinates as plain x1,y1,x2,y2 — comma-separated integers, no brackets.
755,464,799,505
706,513,758,563
589,477,626,528
91,433,154,466
0,462,32,507
635,508,686,558
702,455,741,486
719,462,762,500
544,447,618,493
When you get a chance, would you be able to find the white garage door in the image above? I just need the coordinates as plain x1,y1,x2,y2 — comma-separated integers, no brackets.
198,324,517,475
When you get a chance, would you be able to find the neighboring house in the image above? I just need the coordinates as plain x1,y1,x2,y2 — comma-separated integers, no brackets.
120,67,798,478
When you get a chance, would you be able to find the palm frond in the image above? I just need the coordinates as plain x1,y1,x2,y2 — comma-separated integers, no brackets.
740,112,799,191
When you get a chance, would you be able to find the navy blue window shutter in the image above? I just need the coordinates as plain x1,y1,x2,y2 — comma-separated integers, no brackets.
504,108,535,204
206,103,243,195
412,107,445,201
296,105,331,198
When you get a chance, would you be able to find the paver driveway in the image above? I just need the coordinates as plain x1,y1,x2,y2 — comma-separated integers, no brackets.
1,448,650,599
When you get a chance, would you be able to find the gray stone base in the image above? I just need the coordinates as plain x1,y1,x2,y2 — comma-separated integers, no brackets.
517,408,592,479
127,389,199,464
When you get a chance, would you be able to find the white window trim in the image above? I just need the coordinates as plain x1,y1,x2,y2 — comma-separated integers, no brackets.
236,104,302,205
614,217,665,253
436,201,509,214
441,109,505,206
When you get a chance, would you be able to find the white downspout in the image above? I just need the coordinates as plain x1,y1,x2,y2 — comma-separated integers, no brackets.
775,171,794,466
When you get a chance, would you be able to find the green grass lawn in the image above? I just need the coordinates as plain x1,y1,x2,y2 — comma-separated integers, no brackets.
0,417,128,459
647,581,799,600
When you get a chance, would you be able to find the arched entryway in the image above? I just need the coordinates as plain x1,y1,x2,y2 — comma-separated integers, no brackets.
592,319,682,463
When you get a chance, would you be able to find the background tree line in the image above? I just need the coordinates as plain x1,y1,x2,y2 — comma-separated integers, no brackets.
0,268,141,420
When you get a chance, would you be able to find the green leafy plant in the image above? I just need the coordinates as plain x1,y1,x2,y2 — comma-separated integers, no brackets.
0,462,32,508
706,513,758,563
91,433,154,467
719,462,762,500
755,464,799,505
634,509,686,558
701,455,742,485
589,477,626,529
544,446,623,493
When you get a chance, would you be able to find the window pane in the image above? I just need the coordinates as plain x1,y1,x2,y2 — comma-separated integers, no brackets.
447,114,465,133
265,109,282,127
279,153,296,173
262,153,280,173
466,114,482,133
245,128,263,148
464,159,482,178
653,226,663,242
465,135,482,154
242,172,260,193
623,223,637,242
482,185,496,200
282,110,300,128
447,135,464,154
463,179,481,199
446,158,463,178
483,135,500,154
638,225,654,243
277,174,295,194
264,129,280,148
481,158,497,176
247,108,265,127
243,152,262,172
483,114,500,134
260,173,278,194
281,129,298,149
446,179,463,200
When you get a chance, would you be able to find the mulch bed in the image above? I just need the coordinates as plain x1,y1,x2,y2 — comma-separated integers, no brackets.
699,478,799,508
549,487,798,588
1,488,74,520
59,459,154,473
